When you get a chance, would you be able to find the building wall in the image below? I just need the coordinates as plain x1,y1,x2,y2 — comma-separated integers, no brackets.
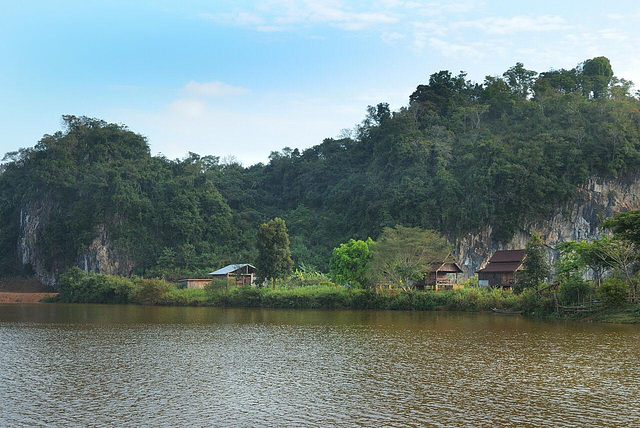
184,279,212,289
210,273,254,286
478,272,515,287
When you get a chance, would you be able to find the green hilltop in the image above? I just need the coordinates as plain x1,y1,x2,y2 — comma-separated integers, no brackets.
1,56,639,280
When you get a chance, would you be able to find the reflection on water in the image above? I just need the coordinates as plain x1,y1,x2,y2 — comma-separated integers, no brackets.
1,304,638,426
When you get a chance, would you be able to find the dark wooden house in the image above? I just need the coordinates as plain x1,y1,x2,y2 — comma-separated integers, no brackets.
209,264,257,286
418,254,463,291
476,250,526,289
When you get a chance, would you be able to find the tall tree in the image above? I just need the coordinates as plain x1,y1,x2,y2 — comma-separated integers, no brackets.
329,238,374,286
517,230,550,291
582,56,613,98
256,218,294,286
366,226,450,291
503,62,538,98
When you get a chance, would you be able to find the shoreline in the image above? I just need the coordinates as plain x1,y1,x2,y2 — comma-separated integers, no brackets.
0,292,59,304
2,289,636,324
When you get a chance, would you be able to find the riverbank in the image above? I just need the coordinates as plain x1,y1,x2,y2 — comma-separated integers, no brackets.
0,276,58,303
9,269,629,323
0,292,58,303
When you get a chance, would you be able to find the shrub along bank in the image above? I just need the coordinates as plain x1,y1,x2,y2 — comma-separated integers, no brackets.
49,269,640,322
51,268,556,314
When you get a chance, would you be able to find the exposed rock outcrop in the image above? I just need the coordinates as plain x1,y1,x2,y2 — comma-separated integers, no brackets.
18,201,135,288
19,200,57,287
76,224,136,279
455,174,640,276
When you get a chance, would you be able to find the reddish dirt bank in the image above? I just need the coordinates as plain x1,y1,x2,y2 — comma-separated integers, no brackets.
0,292,58,303
0,277,57,303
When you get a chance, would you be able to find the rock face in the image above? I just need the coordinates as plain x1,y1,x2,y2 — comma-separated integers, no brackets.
18,201,135,288
19,200,57,287
76,224,136,279
455,174,640,276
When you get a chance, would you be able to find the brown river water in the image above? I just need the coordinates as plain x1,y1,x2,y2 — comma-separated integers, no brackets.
0,304,638,427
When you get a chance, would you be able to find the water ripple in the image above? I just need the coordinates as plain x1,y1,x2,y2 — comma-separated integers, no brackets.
0,305,638,427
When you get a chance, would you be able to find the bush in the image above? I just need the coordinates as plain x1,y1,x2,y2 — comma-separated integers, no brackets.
460,276,478,288
132,278,171,305
558,276,593,305
598,276,629,307
520,288,554,315
53,271,551,314
56,268,139,303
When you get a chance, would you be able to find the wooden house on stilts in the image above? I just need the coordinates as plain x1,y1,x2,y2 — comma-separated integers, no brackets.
476,250,526,289
418,254,463,291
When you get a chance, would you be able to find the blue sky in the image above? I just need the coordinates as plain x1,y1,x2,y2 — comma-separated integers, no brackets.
2,1,640,165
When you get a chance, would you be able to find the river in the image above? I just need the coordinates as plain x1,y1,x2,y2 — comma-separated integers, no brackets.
0,304,638,426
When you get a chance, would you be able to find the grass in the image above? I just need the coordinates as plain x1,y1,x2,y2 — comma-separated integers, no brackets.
575,304,640,324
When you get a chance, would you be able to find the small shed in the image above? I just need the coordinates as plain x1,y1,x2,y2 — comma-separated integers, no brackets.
178,278,212,289
476,250,526,289
209,264,257,286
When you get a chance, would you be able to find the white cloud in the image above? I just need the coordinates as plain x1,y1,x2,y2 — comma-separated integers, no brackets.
184,81,251,97
606,13,625,21
454,15,571,35
597,28,628,42
376,0,484,15
200,11,265,27
168,98,207,117
203,0,398,31
271,1,399,30
381,31,406,44
428,37,484,59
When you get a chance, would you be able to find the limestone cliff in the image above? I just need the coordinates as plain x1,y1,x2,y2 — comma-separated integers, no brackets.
18,201,135,288
455,174,640,276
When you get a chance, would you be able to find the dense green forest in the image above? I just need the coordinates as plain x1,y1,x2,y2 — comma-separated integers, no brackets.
1,57,639,279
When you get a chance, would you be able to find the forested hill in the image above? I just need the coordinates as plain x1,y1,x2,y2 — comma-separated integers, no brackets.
1,56,640,282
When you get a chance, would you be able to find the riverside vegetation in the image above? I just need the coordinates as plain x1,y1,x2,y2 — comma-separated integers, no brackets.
49,211,640,323
49,268,640,322
50,268,544,314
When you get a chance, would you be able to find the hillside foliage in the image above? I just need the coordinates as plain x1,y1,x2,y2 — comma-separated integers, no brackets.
1,57,640,277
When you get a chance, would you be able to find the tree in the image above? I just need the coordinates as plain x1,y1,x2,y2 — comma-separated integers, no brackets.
556,239,609,287
329,238,374,286
517,230,550,291
256,218,294,286
581,56,613,98
602,211,640,301
409,70,469,116
366,226,450,291
603,210,640,247
596,236,637,302
503,62,537,98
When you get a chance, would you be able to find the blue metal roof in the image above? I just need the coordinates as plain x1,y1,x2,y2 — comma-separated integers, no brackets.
209,264,255,275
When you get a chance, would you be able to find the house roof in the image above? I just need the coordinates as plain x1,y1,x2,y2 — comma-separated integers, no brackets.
477,261,524,273
488,250,526,263
430,261,463,273
209,264,256,275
